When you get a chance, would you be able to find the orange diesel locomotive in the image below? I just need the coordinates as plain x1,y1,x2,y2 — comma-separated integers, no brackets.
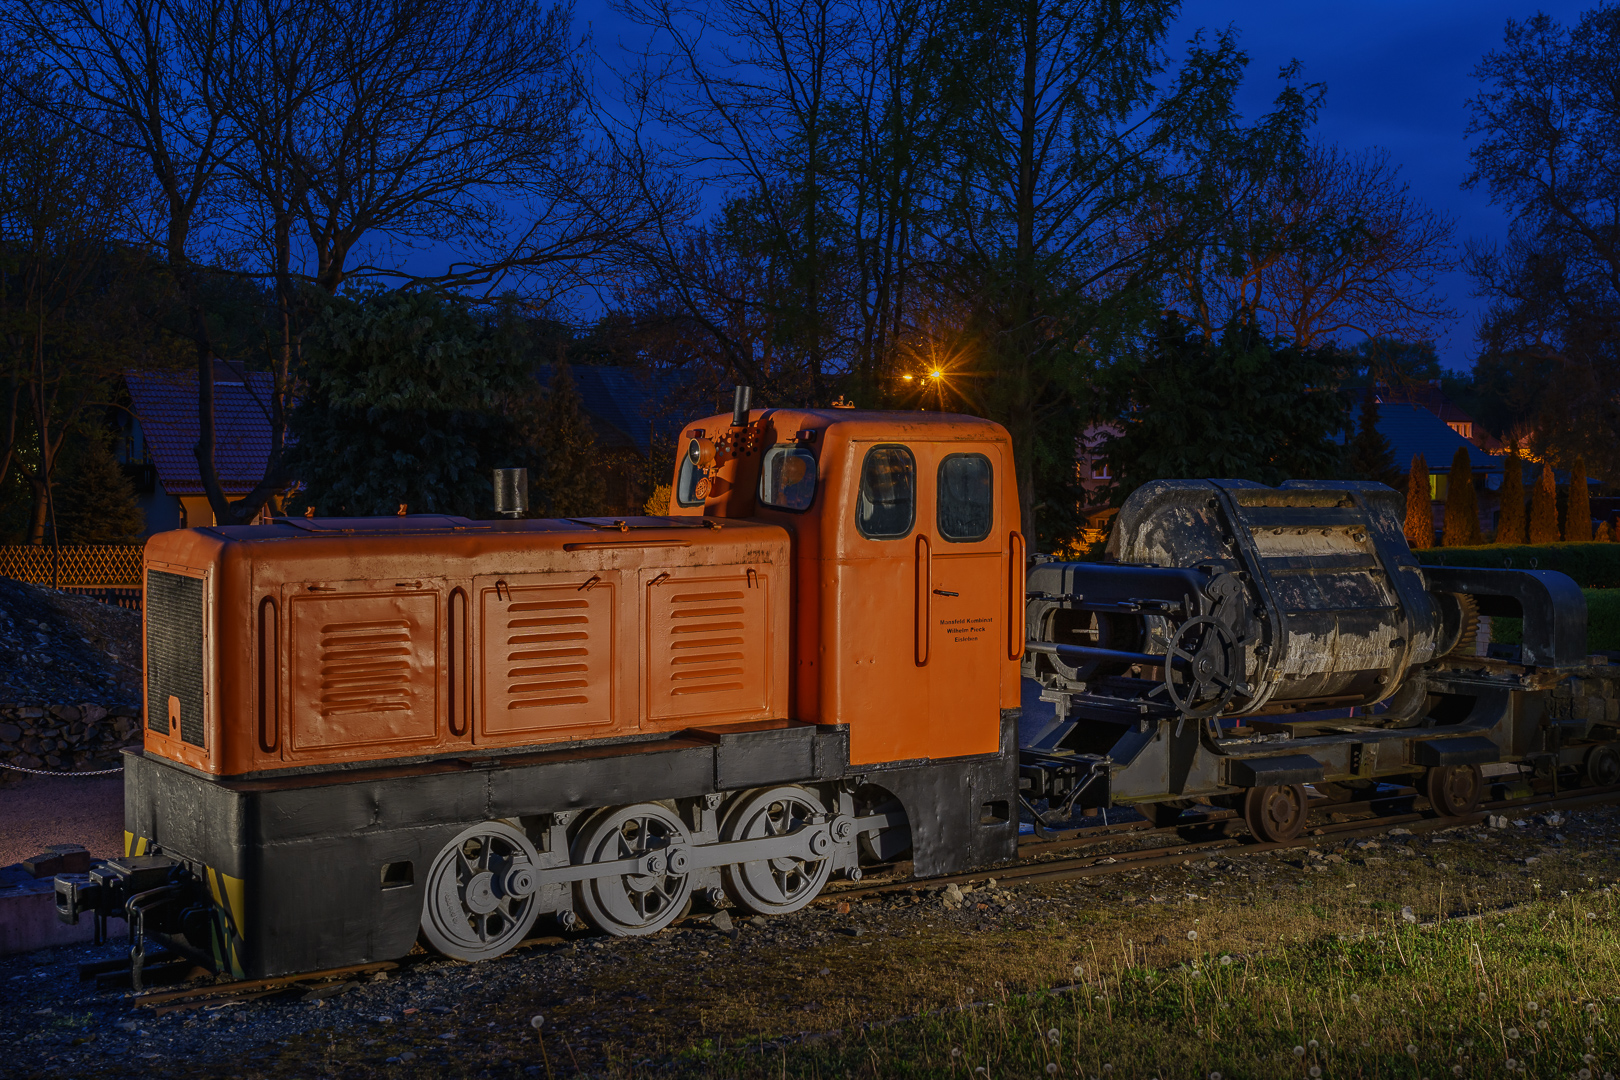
56,390,1602,985
73,397,1024,979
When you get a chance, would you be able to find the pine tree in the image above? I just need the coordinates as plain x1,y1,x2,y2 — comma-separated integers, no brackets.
1346,386,1400,485
1404,454,1433,549
533,364,602,518
1495,452,1526,545
1528,462,1561,544
1442,446,1481,546
54,429,145,544
1566,456,1593,541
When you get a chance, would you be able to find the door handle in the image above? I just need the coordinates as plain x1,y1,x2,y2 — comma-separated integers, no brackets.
1008,530,1025,660
915,533,931,666
933,588,959,597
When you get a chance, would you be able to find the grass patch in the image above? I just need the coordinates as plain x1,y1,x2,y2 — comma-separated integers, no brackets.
656,896,1620,1079
1493,588,1620,652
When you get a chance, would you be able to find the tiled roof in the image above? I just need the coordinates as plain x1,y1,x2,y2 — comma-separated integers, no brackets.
125,368,282,496
534,365,692,455
1345,403,1503,474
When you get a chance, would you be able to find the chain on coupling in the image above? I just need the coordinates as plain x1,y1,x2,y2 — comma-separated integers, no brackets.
0,759,123,777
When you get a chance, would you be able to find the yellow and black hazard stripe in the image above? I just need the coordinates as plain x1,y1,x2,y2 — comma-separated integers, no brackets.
122,832,247,979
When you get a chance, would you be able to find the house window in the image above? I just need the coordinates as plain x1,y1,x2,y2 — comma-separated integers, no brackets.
1447,421,1473,440
1428,474,1449,502
1091,461,1110,480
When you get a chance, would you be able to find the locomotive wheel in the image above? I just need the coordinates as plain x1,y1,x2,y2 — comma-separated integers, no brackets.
721,786,834,916
1423,763,1484,817
571,804,694,937
1242,784,1308,843
1584,745,1620,788
420,821,541,962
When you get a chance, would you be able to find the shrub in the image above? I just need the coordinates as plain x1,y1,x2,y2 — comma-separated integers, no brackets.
1417,542,1620,588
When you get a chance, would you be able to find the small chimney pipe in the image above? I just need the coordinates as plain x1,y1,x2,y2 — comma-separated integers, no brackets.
731,385,753,427
493,468,529,518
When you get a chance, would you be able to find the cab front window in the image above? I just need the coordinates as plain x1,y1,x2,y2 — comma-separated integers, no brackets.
760,445,818,510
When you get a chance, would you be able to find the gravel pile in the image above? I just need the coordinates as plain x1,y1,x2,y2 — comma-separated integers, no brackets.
0,577,141,709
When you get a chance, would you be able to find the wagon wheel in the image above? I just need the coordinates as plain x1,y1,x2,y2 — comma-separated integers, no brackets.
1423,763,1484,817
571,804,694,937
1159,616,1239,718
721,786,834,916
420,821,541,962
1242,784,1308,843
1584,745,1620,788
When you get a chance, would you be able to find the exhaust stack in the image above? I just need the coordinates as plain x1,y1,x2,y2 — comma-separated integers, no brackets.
492,468,528,518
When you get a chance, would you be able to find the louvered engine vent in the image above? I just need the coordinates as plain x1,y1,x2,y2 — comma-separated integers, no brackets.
502,597,592,710
668,590,748,696
317,620,412,716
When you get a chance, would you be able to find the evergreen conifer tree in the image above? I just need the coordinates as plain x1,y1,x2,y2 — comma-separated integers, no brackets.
1529,462,1561,544
1404,454,1433,549
1442,446,1481,546
1495,453,1526,545
1347,387,1400,485
534,364,602,518
54,429,145,544
1567,457,1593,541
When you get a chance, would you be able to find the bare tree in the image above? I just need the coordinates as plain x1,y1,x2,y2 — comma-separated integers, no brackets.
0,64,150,548
934,0,1316,538
1168,144,1455,348
6,0,262,522
10,0,664,525
1463,5,1620,479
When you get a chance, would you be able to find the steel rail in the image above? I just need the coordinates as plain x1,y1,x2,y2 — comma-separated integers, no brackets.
816,782,1620,903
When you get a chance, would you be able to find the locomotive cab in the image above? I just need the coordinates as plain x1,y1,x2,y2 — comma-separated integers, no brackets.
668,405,1025,765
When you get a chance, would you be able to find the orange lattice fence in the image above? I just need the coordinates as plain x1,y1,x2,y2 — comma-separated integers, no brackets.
0,545,144,609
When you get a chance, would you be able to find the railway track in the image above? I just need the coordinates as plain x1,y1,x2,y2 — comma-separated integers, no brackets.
818,780,1620,902
110,781,1620,1015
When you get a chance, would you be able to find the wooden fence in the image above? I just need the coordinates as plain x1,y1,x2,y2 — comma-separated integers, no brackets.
0,545,144,610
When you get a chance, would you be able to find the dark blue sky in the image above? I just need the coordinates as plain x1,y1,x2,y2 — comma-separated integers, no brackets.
581,0,1587,371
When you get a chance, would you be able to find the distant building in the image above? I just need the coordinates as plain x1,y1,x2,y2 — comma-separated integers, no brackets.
1073,423,1122,542
114,362,286,536
1374,380,1501,452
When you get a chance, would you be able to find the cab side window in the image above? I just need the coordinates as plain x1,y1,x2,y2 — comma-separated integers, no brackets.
675,454,705,507
938,453,992,542
856,445,915,538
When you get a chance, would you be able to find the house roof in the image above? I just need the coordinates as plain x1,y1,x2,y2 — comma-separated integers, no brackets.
1353,403,1503,475
534,365,691,455
1374,380,1503,451
125,367,282,496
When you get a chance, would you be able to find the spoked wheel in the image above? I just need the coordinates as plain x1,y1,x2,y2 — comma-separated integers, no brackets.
1157,616,1239,718
721,786,834,916
421,821,541,962
571,804,694,937
1242,784,1308,843
1583,746,1620,788
1424,763,1484,817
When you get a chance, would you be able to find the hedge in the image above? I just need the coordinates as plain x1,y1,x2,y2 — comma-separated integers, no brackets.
1415,543,1620,589
1491,588,1620,653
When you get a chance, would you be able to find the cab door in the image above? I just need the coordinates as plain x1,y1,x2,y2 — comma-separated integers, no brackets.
917,445,1004,758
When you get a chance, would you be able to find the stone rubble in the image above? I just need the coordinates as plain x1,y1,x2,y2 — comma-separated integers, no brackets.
0,576,143,774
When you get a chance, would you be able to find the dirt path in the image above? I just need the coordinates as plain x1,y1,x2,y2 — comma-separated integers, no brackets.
0,771,123,867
